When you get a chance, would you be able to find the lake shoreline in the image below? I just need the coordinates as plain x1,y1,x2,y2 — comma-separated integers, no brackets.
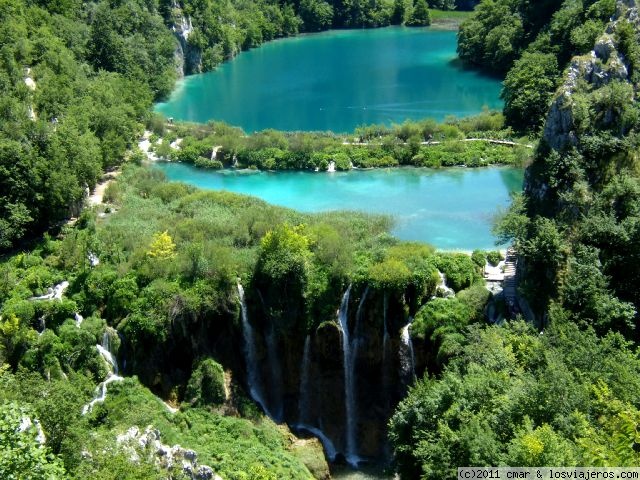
156,27,503,131
152,161,523,250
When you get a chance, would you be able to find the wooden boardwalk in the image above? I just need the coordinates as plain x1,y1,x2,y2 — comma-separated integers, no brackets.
503,248,518,314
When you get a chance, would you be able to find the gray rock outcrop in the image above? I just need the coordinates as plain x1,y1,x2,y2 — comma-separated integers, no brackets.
117,426,221,480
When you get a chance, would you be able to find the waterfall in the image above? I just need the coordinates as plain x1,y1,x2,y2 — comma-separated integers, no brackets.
355,285,369,336
399,320,416,382
295,335,341,463
297,425,339,462
237,283,270,417
74,312,84,328
83,327,123,414
298,335,312,425
342,284,369,456
338,284,360,466
436,271,455,298
31,281,69,301
265,327,284,422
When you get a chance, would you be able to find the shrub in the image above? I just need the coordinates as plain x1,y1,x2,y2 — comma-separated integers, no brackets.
486,251,503,266
186,357,226,406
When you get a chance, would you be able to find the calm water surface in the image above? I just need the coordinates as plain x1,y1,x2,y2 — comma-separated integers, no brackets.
156,27,503,132
154,163,523,250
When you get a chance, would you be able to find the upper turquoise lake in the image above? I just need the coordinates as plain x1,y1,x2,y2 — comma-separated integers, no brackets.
154,163,523,250
156,27,503,132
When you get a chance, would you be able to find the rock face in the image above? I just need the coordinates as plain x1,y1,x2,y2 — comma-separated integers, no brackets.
520,0,638,322
543,1,637,151
117,426,221,480
241,283,425,463
120,277,432,466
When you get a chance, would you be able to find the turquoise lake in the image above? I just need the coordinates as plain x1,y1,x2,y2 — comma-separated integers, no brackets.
154,163,523,250
156,27,503,132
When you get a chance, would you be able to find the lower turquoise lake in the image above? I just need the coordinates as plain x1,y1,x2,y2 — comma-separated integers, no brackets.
154,163,523,250
156,27,503,132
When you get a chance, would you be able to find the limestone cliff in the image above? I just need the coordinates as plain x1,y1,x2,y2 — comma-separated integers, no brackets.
542,1,637,151
170,1,202,76
518,0,639,323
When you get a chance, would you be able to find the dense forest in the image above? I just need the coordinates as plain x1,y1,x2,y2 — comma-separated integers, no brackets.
1,0,640,478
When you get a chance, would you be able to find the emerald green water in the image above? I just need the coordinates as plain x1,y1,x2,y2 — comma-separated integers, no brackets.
156,28,503,132
154,163,523,250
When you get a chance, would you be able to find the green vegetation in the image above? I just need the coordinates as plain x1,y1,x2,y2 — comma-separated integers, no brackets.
1,166,478,477
389,3,640,476
493,7,640,334
458,0,618,129
148,111,532,172
0,400,66,479
406,0,432,27
390,319,640,478
2,0,640,477
0,365,316,479
0,0,153,250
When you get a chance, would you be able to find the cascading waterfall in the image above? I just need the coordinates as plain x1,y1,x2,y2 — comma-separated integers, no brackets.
295,335,341,462
338,284,360,466
237,283,270,417
96,329,118,375
297,335,312,425
399,319,416,382
83,327,123,414
345,285,368,447
355,285,369,336
436,271,455,298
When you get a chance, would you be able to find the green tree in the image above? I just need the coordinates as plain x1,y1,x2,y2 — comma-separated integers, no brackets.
186,357,226,406
502,52,559,130
0,402,66,479
406,0,431,26
299,0,334,31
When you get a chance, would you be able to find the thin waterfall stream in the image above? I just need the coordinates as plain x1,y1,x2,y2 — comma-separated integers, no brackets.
338,284,360,466
83,327,123,415
238,283,270,416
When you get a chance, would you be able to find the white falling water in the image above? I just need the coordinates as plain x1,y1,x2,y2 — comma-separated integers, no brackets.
295,335,341,463
345,284,369,440
31,281,69,301
296,425,339,462
338,284,360,466
74,312,84,328
436,271,455,298
399,321,416,382
237,283,270,417
83,328,123,415
298,335,312,425
355,285,369,336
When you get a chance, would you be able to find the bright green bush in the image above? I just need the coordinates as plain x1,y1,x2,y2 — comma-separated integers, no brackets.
186,358,226,406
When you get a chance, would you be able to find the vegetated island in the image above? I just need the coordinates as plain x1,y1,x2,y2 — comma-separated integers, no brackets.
142,111,534,171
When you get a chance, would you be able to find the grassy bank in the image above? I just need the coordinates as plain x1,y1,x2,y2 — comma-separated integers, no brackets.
430,9,474,29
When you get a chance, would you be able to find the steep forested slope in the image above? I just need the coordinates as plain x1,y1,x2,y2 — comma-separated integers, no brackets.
497,0,640,334
458,0,619,129
390,1,640,477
